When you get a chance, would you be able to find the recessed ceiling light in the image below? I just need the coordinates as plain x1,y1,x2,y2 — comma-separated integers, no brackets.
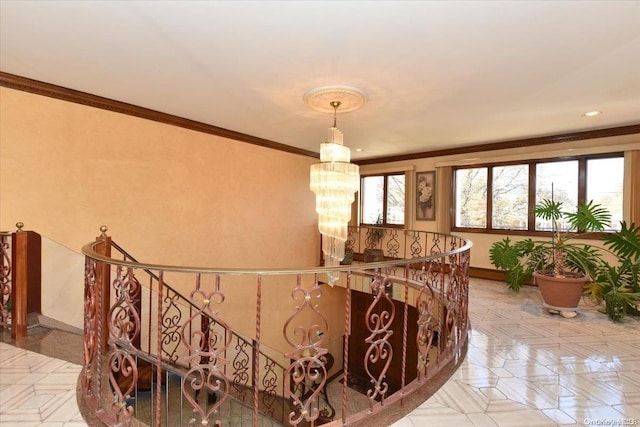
355,148,364,152
582,111,601,117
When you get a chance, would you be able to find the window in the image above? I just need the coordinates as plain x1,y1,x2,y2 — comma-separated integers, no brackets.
454,154,623,232
493,164,529,230
361,173,405,226
535,160,579,230
455,167,487,228
587,157,624,229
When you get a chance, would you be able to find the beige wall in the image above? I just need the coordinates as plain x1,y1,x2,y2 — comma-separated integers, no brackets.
41,235,85,330
360,134,640,270
0,87,319,269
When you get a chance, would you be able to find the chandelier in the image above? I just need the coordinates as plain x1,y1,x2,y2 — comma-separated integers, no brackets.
309,99,360,282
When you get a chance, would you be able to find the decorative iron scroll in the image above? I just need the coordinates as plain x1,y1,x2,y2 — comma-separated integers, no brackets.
261,357,279,417
386,229,400,258
0,234,11,328
107,349,136,423
161,288,184,363
410,230,423,258
446,239,470,351
430,232,443,256
385,229,402,276
231,337,250,400
82,257,97,395
106,267,142,423
284,275,330,426
459,249,471,341
181,274,231,427
364,270,395,407
416,267,438,379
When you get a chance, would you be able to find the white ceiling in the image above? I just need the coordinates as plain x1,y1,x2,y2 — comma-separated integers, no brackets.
1,1,639,160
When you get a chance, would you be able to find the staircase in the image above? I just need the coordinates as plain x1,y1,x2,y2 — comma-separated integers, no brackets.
125,360,283,427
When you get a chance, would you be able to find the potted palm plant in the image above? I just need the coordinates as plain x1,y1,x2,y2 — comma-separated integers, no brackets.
363,215,386,263
490,199,610,318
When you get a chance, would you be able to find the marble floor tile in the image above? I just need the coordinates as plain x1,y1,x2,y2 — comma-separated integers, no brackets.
0,343,87,427
391,280,640,427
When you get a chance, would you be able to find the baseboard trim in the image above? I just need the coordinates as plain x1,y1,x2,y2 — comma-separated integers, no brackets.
37,314,83,335
469,267,506,281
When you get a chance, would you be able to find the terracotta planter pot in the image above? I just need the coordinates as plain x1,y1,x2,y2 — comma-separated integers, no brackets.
533,271,589,313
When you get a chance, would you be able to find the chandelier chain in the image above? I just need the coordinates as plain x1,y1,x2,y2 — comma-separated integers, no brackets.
330,101,341,128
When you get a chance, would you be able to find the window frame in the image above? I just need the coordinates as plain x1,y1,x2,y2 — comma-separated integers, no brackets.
360,172,406,228
452,152,624,235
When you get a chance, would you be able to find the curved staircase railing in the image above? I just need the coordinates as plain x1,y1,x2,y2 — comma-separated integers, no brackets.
79,226,472,426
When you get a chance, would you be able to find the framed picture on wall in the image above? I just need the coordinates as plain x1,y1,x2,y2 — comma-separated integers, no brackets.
416,171,436,221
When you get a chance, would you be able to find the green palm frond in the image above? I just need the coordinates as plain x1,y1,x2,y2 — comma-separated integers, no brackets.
588,259,640,321
489,237,520,271
489,237,538,292
602,222,640,261
562,244,602,277
513,238,538,253
563,200,611,232
533,199,563,222
506,266,533,292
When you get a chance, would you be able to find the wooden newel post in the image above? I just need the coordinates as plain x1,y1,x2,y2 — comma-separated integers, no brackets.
95,225,112,352
11,222,42,339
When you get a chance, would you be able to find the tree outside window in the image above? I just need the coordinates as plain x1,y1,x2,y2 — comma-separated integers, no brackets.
361,173,405,226
453,154,623,233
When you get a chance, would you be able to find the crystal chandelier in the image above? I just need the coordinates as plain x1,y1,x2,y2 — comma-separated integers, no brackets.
310,101,360,280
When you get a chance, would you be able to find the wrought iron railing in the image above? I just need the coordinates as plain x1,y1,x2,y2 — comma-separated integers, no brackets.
99,235,290,425
0,232,11,328
80,225,472,426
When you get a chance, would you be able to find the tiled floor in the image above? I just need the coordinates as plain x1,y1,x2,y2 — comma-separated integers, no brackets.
0,341,86,426
392,279,640,427
1,280,639,426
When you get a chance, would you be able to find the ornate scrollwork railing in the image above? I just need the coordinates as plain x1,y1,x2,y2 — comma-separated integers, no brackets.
104,238,290,425
79,226,472,427
0,232,12,328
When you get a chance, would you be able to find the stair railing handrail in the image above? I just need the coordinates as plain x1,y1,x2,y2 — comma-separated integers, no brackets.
82,229,472,276
80,227,472,427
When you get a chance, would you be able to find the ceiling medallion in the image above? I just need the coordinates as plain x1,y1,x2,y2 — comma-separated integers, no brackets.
303,85,368,113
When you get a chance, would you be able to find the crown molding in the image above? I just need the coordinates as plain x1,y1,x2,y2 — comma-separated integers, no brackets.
0,71,320,159
355,124,640,166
